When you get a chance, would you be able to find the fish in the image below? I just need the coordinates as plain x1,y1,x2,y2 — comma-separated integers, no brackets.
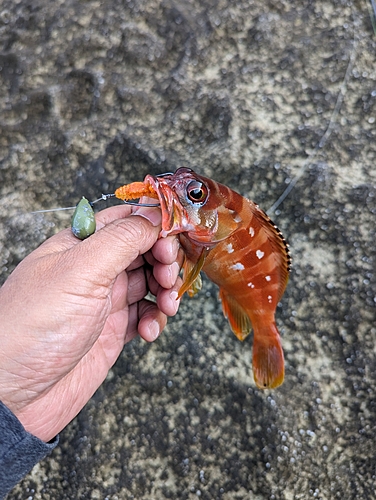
115,167,291,389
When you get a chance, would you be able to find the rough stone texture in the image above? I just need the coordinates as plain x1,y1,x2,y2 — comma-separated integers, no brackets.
0,0,375,498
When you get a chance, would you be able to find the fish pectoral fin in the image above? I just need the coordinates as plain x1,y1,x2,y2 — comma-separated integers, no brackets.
186,273,202,297
178,248,208,299
212,206,242,242
218,289,252,341
252,322,284,389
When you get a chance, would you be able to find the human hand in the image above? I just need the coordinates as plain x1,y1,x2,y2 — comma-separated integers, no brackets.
0,204,182,442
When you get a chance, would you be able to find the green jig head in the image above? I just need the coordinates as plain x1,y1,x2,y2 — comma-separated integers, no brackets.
71,197,96,240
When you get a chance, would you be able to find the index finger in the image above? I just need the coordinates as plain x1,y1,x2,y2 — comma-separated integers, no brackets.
95,204,133,228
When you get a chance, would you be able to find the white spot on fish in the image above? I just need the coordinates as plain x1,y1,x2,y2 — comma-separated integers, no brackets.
226,243,234,254
231,262,245,271
249,227,255,237
247,282,255,288
268,295,273,303
256,250,264,259
265,275,271,281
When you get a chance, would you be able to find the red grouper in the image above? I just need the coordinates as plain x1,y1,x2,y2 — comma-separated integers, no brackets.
115,168,291,389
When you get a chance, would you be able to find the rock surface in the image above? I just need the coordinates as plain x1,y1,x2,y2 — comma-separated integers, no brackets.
1,0,375,498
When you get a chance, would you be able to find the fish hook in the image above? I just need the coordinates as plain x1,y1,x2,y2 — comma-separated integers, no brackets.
97,193,160,207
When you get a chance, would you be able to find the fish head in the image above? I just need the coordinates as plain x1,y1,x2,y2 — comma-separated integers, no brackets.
144,168,241,244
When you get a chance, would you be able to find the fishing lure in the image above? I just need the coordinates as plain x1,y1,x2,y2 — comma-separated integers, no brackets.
68,187,159,240
114,168,291,389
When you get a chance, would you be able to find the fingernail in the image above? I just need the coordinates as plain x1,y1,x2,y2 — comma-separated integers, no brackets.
170,290,180,314
148,319,160,341
133,207,161,227
169,262,180,283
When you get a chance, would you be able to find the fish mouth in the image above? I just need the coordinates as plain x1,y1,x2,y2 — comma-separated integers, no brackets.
144,173,192,238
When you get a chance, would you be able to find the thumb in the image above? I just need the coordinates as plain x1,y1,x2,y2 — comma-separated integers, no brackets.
72,207,162,282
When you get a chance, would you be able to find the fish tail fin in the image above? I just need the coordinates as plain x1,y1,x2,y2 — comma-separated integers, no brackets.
252,322,284,389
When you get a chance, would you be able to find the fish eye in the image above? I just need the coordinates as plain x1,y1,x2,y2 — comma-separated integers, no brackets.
186,181,208,204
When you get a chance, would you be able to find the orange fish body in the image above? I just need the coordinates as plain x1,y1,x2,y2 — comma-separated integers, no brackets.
117,168,290,388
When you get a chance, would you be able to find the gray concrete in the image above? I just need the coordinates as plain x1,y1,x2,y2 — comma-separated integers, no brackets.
0,0,375,498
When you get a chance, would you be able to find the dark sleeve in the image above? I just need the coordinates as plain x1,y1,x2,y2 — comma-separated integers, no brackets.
0,401,58,499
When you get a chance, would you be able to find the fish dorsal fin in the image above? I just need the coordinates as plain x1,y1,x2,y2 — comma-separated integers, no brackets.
251,204,291,300
178,247,208,299
218,289,252,341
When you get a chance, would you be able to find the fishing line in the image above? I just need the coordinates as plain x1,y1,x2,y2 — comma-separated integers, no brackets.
267,32,358,216
30,194,160,215
30,206,77,214
366,0,376,35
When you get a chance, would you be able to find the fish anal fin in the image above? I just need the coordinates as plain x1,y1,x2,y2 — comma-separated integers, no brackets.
252,323,284,389
178,249,207,299
218,289,252,341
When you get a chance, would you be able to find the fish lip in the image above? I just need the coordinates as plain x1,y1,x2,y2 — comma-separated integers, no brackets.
144,174,169,221
144,173,190,237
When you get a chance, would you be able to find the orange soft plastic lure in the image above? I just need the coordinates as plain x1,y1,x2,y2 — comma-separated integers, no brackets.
114,182,158,201
115,168,290,389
